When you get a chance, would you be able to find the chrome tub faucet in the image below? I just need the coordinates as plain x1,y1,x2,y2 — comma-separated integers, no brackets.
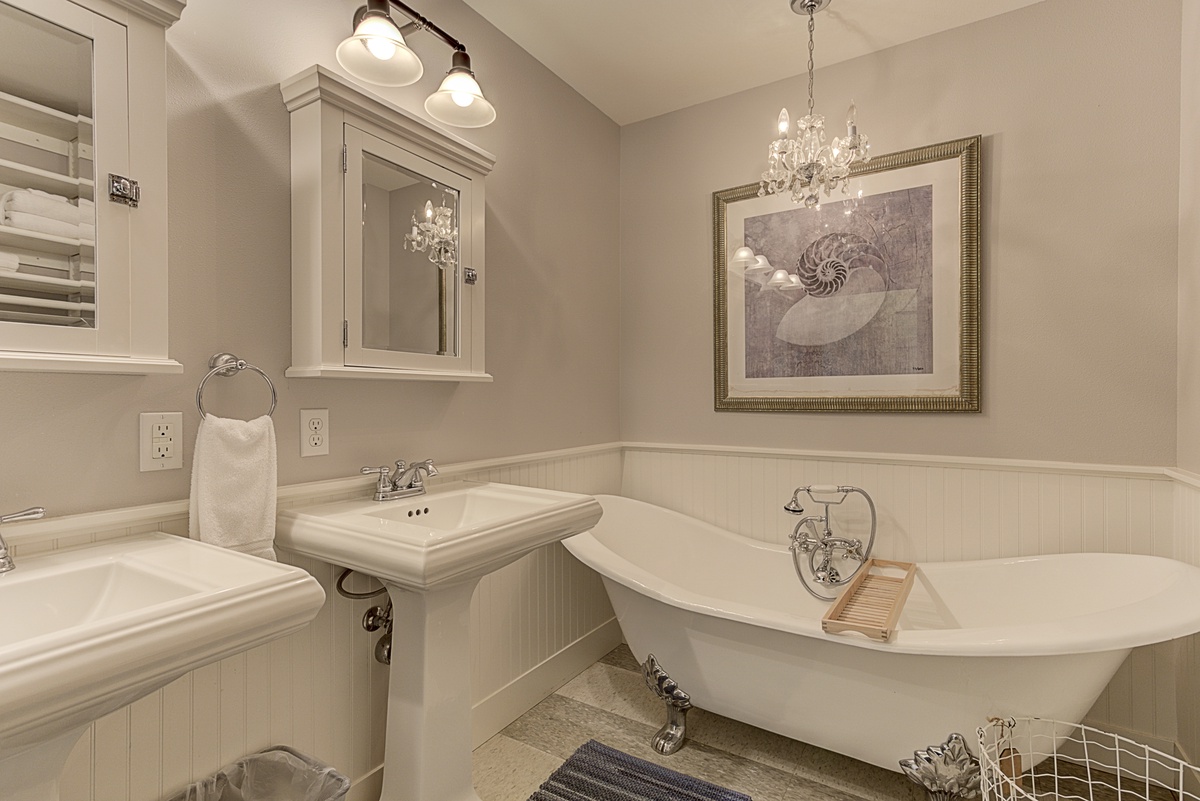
0,506,46,575
360,459,439,501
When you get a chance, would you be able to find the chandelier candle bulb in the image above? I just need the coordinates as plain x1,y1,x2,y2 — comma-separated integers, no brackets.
778,108,790,135
846,102,857,136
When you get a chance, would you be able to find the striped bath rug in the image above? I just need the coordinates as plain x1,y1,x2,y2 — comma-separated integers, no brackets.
527,740,752,801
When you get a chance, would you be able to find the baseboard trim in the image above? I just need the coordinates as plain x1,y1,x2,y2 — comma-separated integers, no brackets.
471,618,623,748
347,765,383,801
1174,740,1200,799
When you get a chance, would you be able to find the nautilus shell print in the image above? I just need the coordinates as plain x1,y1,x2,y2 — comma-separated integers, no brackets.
796,233,884,297
777,231,915,347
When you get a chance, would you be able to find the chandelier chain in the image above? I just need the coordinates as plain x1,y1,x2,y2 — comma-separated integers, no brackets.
807,10,816,117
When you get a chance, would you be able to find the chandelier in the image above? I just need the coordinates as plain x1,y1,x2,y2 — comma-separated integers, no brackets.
404,197,458,267
759,0,870,207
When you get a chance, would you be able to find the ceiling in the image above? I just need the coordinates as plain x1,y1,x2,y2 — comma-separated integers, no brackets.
460,0,1045,125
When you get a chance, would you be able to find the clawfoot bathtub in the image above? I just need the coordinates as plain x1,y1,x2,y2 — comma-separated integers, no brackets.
563,495,1200,775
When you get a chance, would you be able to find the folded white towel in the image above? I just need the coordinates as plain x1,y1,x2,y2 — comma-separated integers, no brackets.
29,189,71,203
80,223,94,241
2,210,80,239
189,414,278,561
0,251,18,272
2,190,81,225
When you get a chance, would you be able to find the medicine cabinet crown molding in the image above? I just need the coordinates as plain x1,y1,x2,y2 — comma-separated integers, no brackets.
0,0,184,374
280,65,495,381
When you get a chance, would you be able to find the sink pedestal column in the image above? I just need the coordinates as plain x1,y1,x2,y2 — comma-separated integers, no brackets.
379,579,482,801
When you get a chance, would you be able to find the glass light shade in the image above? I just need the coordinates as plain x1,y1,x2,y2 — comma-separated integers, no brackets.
336,14,423,87
766,269,792,288
730,246,757,269
425,70,496,128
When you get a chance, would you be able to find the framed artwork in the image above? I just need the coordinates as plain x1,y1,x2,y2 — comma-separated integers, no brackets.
713,135,980,412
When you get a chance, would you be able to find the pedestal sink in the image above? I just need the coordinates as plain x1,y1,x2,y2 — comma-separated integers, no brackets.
0,533,325,801
275,481,603,801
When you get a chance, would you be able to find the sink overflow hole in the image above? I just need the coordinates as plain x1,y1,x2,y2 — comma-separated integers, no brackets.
406,507,432,517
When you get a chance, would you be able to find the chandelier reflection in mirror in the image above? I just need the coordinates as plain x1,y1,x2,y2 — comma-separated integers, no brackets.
404,195,458,356
404,197,458,267
759,0,870,207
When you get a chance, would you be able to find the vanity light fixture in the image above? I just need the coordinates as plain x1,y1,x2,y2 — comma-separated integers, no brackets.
335,0,497,128
759,0,870,206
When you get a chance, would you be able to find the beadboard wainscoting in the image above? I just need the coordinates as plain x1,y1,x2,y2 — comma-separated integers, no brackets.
620,444,1179,748
6,444,621,801
9,441,1200,801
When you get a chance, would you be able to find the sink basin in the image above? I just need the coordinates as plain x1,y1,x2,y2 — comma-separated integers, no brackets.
276,480,603,590
0,533,325,801
275,480,602,801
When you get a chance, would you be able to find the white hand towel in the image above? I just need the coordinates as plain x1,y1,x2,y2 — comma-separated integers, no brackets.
2,210,80,239
188,414,278,561
29,189,71,203
0,250,18,272
1,190,82,224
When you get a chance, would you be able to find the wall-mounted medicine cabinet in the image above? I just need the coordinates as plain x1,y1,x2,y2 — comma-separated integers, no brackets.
280,66,495,381
0,0,183,374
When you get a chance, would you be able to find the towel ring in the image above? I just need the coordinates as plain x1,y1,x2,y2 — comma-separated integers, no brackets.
196,352,277,420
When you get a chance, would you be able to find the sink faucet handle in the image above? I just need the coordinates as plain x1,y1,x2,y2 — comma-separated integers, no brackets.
394,460,407,476
0,507,45,524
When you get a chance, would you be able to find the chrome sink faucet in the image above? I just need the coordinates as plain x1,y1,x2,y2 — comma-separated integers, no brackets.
0,506,46,575
360,459,439,501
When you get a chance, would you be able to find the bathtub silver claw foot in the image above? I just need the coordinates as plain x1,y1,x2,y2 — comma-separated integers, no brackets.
642,654,692,755
899,733,982,801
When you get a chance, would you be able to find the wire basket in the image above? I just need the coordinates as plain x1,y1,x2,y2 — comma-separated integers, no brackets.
978,717,1199,801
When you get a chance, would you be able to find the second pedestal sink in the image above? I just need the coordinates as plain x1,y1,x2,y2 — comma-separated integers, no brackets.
275,480,603,801
0,533,326,801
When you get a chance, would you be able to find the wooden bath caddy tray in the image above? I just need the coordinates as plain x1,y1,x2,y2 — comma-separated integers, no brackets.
822,558,917,641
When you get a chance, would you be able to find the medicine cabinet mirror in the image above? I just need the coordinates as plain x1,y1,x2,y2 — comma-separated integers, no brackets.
0,0,182,374
281,66,495,381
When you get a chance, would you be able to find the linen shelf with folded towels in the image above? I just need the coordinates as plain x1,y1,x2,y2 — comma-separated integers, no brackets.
0,189,88,241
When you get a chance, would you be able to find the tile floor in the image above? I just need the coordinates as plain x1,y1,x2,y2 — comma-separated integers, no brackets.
472,645,923,801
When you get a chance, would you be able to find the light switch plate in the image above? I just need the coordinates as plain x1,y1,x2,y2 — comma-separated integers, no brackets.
300,409,329,457
139,411,183,471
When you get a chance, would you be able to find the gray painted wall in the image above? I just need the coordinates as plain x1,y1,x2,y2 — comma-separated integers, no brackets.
619,0,1181,466
0,0,621,516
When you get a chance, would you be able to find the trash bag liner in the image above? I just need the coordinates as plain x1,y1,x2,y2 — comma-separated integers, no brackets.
165,746,350,801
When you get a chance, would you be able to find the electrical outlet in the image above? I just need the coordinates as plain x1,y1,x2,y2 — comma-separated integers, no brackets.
140,412,183,471
300,409,329,457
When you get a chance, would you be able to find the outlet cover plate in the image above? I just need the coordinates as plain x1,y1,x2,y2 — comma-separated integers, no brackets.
300,409,329,457
140,411,183,471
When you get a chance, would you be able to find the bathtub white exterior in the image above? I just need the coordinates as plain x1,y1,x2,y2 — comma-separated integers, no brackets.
563,496,1200,771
